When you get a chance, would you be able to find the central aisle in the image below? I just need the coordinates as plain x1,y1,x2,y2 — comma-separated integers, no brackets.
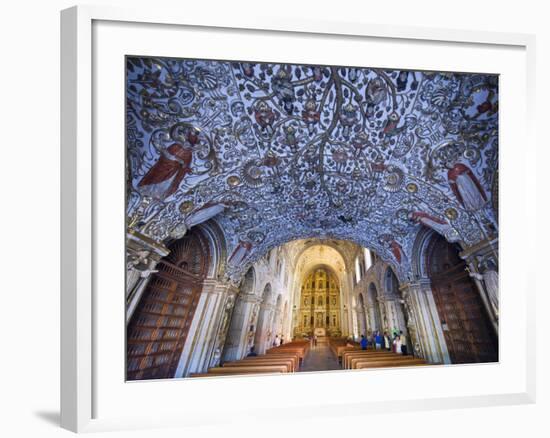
300,342,341,372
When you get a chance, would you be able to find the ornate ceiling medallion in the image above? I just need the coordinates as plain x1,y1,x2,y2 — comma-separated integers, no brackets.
383,165,405,192
242,160,265,188
179,200,194,214
227,175,241,187
445,208,459,220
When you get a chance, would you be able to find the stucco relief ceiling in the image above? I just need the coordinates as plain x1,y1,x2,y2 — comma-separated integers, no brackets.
126,57,498,281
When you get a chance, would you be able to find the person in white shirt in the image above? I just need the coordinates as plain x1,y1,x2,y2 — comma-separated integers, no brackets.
394,333,402,354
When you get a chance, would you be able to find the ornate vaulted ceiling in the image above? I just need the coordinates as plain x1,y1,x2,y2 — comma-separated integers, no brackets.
126,57,498,281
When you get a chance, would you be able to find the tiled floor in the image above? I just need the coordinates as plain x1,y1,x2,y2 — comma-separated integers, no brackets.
300,343,341,372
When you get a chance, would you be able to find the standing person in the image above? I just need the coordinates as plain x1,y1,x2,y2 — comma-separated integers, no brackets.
274,335,281,347
394,333,402,354
375,331,382,350
384,331,391,351
399,331,408,355
360,335,367,350
313,334,318,347
280,336,284,346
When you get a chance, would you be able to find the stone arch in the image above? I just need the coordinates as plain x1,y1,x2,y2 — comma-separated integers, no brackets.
196,220,227,279
384,266,400,297
241,266,256,294
411,226,456,280
426,233,498,363
382,266,408,336
127,227,211,380
295,265,342,337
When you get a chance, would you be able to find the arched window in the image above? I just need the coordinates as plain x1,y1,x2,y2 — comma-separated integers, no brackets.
355,257,361,283
364,248,372,271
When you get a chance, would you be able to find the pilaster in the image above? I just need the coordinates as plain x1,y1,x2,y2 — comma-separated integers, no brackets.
400,280,451,364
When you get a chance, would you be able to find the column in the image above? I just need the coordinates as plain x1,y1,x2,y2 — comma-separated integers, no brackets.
460,238,499,334
382,296,407,336
255,302,275,354
222,293,262,362
400,280,451,364
174,279,236,377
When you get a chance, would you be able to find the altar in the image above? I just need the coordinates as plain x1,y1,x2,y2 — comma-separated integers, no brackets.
314,327,326,337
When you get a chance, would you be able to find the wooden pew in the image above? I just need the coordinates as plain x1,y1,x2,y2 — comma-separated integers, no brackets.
328,338,350,357
354,358,426,369
190,364,289,377
266,342,309,362
335,346,361,362
223,357,296,372
190,367,286,377
238,355,299,370
342,351,395,369
349,354,423,369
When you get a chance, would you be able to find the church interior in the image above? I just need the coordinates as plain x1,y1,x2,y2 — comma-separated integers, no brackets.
125,57,499,380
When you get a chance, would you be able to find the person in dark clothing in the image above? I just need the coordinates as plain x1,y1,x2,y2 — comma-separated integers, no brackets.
383,331,391,351
247,346,258,357
399,330,408,355
360,335,368,350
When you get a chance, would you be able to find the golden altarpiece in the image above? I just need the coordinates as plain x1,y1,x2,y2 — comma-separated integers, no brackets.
295,268,341,337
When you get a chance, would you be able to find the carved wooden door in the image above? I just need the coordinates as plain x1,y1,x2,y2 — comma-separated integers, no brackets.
428,235,498,364
127,230,209,380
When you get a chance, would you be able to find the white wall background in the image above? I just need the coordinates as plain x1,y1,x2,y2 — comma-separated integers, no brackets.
0,1,546,437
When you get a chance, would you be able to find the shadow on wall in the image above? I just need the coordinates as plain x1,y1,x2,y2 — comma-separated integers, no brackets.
33,410,60,427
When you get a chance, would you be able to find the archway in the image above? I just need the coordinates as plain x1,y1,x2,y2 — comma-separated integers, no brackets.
367,282,382,333
126,227,210,380
383,268,408,337
427,233,498,364
222,267,255,362
295,267,341,337
254,284,273,354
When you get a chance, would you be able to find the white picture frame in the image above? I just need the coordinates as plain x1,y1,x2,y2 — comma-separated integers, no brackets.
60,5,536,433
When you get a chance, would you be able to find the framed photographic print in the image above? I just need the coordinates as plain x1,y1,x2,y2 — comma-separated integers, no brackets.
61,4,536,433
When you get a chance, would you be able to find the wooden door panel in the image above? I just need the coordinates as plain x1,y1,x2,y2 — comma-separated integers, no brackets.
127,231,209,381
428,235,497,364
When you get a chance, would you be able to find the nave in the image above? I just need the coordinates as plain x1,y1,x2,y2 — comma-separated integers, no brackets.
126,233,498,380
125,59,500,380
191,336,427,377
